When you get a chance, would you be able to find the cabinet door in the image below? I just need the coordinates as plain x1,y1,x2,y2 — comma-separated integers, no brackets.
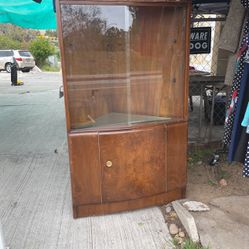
99,125,166,203
68,133,101,206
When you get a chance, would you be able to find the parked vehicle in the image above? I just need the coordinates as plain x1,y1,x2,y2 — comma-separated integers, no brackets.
0,50,35,73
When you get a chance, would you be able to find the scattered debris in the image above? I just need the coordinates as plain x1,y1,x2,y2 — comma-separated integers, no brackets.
179,231,185,238
219,178,228,186
166,206,172,213
137,222,144,226
19,91,30,94
208,179,218,186
169,223,179,235
163,202,207,248
11,201,17,208
169,211,177,218
54,149,58,154
174,234,184,245
183,201,210,212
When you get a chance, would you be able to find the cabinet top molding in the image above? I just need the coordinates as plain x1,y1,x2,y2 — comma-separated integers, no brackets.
59,0,190,4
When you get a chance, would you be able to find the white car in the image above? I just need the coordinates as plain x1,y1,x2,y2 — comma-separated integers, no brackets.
0,50,35,73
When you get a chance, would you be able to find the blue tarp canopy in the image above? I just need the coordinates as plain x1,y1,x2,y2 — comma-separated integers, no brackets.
0,0,56,29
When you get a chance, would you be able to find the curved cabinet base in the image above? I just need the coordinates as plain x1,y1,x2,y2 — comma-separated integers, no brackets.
74,188,186,218
68,122,187,218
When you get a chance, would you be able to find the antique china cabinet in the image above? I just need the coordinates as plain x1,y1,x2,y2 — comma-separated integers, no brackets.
57,0,191,218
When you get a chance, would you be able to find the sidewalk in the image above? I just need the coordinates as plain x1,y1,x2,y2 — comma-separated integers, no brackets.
193,195,249,249
0,73,173,249
0,152,173,249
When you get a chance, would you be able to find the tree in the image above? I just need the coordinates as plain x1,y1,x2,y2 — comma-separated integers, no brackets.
29,37,55,67
0,35,21,49
0,24,39,49
45,30,57,37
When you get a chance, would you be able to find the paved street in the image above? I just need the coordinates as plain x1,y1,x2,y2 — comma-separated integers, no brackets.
0,72,66,154
0,71,173,249
0,71,63,94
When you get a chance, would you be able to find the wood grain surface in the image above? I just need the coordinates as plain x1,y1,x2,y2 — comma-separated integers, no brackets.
58,0,190,218
167,122,188,191
100,125,166,202
68,134,102,207
60,4,188,129
76,189,183,217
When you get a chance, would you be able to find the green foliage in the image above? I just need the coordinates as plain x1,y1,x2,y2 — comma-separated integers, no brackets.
218,169,231,180
0,24,38,49
29,37,55,67
188,147,213,166
182,239,210,249
41,63,60,72
171,239,210,249
0,35,21,49
172,238,179,247
1,24,38,42
45,30,57,37
208,179,218,186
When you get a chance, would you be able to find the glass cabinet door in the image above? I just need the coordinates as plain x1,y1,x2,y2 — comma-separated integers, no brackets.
60,4,187,130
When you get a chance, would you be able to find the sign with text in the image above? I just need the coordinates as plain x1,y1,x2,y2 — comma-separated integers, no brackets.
190,27,211,54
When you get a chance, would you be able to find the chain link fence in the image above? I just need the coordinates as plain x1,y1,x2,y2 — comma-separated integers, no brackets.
188,15,228,144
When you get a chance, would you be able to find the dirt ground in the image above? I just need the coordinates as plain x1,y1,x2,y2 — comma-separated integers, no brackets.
186,146,249,203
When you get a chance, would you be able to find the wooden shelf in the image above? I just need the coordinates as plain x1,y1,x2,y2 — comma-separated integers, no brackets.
73,112,172,129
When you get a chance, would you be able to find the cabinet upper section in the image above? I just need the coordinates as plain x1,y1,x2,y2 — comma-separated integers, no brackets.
58,0,190,4
58,2,190,131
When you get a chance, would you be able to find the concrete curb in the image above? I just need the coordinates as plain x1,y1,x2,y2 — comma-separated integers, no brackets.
32,66,42,72
172,200,199,243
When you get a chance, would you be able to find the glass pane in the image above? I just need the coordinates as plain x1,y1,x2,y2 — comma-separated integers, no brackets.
61,5,186,130
61,5,130,130
129,6,186,121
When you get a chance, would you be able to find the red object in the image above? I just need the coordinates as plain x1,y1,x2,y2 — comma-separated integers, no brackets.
15,58,22,61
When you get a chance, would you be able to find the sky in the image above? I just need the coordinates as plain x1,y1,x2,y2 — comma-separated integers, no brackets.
99,6,133,31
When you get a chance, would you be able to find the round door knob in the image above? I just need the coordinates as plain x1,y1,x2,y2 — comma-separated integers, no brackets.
106,161,112,168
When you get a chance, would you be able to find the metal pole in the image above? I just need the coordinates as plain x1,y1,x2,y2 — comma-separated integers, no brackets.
192,17,226,23
208,85,216,142
0,222,5,249
199,84,203,140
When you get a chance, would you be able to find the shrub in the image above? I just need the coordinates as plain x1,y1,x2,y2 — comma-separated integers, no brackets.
29,37,55,67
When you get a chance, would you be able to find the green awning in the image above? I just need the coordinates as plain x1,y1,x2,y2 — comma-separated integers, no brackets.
0,0,56,29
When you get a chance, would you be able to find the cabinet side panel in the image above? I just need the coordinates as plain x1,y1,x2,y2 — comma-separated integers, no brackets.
159,7,187,119
68,134,102,206
167,122,187,191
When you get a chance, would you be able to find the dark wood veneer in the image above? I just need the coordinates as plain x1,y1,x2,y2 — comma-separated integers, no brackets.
57,0,191,218
75,189,184,217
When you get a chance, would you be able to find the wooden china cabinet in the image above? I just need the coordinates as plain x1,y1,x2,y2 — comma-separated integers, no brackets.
57,0,191,218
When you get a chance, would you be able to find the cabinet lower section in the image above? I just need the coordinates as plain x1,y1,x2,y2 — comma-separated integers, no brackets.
74,188,186,218
68,121,187,218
